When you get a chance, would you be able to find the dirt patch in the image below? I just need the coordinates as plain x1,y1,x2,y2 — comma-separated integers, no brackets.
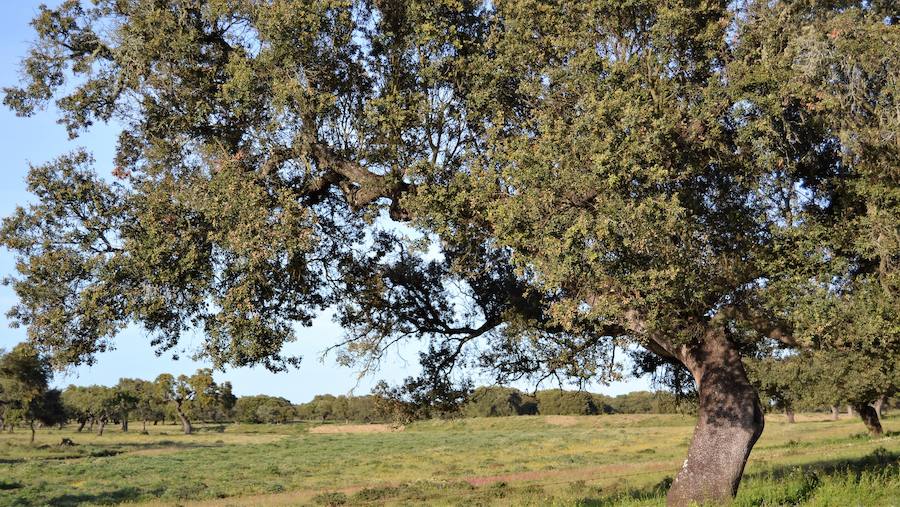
309,423,402,434
544,415,581,427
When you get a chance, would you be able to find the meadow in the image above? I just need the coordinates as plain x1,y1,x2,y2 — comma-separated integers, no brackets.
0,413,897,506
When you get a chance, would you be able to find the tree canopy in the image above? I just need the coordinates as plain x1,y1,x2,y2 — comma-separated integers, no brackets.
1,1,897,504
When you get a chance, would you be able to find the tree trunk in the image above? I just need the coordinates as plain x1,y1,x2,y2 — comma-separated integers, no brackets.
666,331,765,507
830,406,839,420
175,402,193,435
847,404,855,416
785,407,795,424
30,421,35,443
97,419,106,436
143,419,147,432
121,417,128,432
77,419,86,432
873,395,887,419
88,417,95,432
854,404,883,436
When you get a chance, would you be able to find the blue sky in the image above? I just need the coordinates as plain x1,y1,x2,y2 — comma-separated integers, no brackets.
0,1,649,402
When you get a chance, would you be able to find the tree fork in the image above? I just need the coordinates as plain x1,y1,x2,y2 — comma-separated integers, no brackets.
666,330,765,507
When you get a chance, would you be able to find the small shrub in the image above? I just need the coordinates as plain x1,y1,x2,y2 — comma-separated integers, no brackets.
313,491,348,506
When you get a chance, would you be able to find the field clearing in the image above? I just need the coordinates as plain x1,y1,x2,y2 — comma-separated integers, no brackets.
0,413,898,506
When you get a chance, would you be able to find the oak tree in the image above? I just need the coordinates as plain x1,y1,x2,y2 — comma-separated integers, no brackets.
2,1,897,504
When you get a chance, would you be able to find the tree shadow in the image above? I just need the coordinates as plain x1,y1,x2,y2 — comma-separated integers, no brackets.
570,447,898,506
745,445,898,482
16,487,153,507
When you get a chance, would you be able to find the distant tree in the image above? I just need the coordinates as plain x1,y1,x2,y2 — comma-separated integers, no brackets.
601,391,685,415
87,385,123,436
800,350,899,436
464,386,535,417
0,344,53,442
745,354,810,423
117,378,166,431
234,395,295,424
61,385,95,432
535,389,599,416
372,373,472,425
155,374,194,434
31,389,67,432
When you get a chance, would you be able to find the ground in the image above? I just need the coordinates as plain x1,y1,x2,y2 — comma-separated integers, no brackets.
0,413,898,506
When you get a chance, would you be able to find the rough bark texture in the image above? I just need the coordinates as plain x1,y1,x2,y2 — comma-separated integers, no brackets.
854,403,883,436
873,395,887,418
666,330,765,507
785,408,795,424
830,406,840,420
175,403,193,435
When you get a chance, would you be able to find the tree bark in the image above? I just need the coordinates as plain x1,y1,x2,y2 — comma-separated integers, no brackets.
785,407,795,424
847,404,855,416
29,421,35,443
873,395,887,419
121,417,128,432
97,419,106,436
88,417,95,432
76,419,86,432
665,330,765,507
830,406,839,420
175,402,193,435
854,403,883,436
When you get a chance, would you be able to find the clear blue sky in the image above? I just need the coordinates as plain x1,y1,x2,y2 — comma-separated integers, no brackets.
0,1,650,402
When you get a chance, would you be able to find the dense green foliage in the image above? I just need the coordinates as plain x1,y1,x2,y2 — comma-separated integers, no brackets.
0,0,897,502
234,395,296,424
0,344,63,441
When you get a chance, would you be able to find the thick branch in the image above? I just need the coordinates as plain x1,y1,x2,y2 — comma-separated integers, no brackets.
307,143,412,220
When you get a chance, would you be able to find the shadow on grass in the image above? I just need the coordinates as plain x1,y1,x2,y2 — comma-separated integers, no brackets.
570,447,898,507
8,487,149,507
746,445,898,482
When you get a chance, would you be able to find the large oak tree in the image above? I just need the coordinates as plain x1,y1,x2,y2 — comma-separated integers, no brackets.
1,1,897,504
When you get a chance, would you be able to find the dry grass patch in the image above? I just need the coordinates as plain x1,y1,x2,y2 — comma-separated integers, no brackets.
309,423,402,434
544,415,581,427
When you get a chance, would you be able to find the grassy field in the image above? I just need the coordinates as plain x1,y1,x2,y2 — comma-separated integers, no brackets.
0,413,898,506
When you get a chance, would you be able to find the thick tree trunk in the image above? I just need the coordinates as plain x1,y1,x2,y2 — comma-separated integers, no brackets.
830,406,840,420
873,395,887,419
97,419,106,436
88,417,95,432
666,332,765,507
29,421,35,443
785,407,795,424
121,417,128,432
854,404,883,436
77,419,86,432
175,403,192,435
847,404,855,416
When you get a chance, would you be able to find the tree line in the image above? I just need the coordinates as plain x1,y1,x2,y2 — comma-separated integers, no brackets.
0,343,237,439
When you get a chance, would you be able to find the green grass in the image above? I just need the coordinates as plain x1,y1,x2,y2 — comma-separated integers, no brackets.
0,413,897,506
